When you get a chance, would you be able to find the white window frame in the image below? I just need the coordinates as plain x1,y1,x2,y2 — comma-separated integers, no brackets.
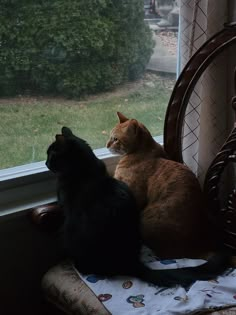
0,148,118,217
0,136,163,217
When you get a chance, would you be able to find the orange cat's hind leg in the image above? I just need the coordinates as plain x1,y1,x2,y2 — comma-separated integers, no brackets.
140,204,217,259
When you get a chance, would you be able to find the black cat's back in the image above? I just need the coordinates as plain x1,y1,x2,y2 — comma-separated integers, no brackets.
63,173,141,275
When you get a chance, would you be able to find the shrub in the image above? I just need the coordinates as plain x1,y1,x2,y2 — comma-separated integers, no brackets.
0,0,154,97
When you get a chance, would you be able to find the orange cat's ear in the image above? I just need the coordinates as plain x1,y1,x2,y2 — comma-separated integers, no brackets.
129,119,139,135
122,119,138,135
117,112,129,123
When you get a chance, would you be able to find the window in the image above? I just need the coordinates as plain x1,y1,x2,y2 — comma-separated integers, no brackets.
0,1,179,214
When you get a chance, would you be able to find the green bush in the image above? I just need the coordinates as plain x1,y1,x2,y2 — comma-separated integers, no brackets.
0,0,154,97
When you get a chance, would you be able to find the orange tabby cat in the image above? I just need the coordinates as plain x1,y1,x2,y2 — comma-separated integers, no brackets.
107,112,218,259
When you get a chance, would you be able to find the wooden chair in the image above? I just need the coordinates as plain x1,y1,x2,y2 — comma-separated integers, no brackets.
32,22,236,315
164,22,236,253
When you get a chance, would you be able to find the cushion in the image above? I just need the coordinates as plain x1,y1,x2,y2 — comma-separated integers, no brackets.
42,248,236,315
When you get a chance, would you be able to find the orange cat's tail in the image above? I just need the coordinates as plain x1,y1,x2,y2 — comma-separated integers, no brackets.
136,252,230,287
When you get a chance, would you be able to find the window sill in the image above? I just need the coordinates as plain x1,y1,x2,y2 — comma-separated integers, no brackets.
0,136,163,219
0,147,120,218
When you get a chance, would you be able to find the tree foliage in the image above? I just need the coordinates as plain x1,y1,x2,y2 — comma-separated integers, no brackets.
0,0,154,97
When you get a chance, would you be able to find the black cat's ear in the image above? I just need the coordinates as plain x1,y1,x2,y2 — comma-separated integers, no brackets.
55,134,65,143
117,112,129,123
61,126,73,137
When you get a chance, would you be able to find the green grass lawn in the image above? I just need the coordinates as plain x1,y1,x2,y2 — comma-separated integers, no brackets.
0,72,175,170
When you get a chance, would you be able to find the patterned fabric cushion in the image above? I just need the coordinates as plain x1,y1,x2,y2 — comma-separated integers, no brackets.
42,259,236,315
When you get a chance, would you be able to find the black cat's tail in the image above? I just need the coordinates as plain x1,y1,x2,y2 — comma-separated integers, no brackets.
135,252,230,287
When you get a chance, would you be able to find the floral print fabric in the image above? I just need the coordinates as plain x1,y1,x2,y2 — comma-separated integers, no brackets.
43,247,236,315
78,247,236,315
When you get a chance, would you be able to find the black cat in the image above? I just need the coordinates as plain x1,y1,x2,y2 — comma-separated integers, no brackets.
46,127,229,287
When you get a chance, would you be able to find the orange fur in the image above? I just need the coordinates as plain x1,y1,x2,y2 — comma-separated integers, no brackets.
107,112,218,258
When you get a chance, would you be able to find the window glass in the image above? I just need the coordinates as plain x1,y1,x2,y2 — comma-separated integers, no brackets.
0,0,179,170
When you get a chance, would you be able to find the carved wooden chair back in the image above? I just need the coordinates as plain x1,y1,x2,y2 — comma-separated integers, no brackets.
163,22,236,253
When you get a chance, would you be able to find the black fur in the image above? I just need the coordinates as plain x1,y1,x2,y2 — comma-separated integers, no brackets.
46,127,229,287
